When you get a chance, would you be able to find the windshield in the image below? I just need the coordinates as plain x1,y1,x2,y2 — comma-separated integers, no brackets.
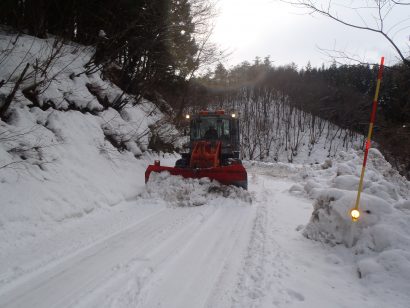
191,117,230,140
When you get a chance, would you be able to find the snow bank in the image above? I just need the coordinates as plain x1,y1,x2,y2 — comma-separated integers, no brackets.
303,188,392,246
245,160,309,180
300,148,410,292
142,172,253,207
0,32,180,250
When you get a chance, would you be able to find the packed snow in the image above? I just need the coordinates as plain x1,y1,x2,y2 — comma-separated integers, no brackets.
1,31,410,308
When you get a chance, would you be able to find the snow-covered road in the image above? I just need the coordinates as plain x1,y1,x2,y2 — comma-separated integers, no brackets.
1,31,409,308
0,169,403,308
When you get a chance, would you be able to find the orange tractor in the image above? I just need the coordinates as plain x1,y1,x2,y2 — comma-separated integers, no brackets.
145,110,248,189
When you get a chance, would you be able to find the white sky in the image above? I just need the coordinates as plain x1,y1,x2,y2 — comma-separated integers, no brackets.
211,0,410,68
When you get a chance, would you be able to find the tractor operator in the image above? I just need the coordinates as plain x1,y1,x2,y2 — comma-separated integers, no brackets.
204,125,218,139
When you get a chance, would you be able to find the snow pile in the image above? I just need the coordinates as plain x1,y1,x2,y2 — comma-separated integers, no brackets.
245,160,309,179
0,32,180,248
142,172,253,207
303,189,393,246
300,148,410,290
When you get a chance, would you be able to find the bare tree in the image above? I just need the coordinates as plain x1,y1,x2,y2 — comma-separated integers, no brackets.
282,0,410,66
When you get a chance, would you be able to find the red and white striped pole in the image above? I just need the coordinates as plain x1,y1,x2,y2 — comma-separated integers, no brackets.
351,57,385,222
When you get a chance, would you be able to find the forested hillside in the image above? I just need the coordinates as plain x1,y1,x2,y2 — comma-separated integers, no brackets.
186,59,410,177
0,0,409,178
0,0,216,115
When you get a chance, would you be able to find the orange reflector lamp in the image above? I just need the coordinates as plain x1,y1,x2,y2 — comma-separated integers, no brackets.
350,209,360,222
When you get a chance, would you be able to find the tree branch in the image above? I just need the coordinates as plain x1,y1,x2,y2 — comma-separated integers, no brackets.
282,0,410,66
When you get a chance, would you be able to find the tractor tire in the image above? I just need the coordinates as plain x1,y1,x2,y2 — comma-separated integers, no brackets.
175,158,188,168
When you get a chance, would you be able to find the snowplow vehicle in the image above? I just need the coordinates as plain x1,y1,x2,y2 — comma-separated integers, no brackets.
145,110,248,189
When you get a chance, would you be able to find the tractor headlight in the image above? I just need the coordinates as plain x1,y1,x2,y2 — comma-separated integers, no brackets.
185,114,190,119
231,113,236,118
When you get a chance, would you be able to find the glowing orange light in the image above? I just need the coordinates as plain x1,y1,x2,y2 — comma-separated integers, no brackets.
350,209,361,221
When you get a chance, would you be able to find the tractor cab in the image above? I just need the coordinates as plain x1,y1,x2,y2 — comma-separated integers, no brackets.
145,110,247,189
188,111,240,160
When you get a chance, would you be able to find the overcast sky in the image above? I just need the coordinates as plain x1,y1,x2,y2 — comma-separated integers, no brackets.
211,0,410,69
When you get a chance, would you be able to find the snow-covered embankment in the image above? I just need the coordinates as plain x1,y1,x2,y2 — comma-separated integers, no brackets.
0,31,178,248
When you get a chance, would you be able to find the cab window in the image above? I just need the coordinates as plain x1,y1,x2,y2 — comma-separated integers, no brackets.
190,117,230,140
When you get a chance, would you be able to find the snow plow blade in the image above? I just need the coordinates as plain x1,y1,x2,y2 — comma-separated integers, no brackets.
145,163,248,190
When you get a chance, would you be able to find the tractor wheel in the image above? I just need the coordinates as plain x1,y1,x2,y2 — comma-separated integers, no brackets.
175,158,188,168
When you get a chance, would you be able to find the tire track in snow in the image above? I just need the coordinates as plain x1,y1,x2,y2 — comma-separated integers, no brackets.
202,207,256,308
0,207,212,308
231,202,269,308
231,174,302,308
78,205,221,307
106,205,253,308
0,205,166,290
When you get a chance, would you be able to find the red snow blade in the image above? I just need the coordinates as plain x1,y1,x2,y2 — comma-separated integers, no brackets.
145,163,248,189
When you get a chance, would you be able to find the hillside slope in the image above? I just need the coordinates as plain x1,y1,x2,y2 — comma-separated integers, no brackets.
0,31,179,241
